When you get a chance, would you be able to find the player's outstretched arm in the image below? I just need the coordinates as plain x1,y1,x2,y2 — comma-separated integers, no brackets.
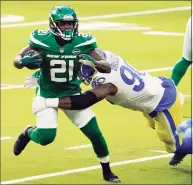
32,83,117,114
89,49,111,73
60,83,117,110
171,17,192,86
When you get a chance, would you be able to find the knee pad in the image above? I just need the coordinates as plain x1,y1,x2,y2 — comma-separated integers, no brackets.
37,128,57,146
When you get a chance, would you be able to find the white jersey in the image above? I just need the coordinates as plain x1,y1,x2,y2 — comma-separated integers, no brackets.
91,50,170,114
182,16,192,62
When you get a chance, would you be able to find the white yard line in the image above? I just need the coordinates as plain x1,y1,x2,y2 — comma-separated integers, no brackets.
1,66,192,97
142,31,184,36
1,15,25,23
1,6,190,28
66,144,92,150
1,85,24,90
0,136,13,141
80,6,191,20
141,66,173,73
1,66,174,90
1,153,173,184
184,94,192,98
149,150,168,154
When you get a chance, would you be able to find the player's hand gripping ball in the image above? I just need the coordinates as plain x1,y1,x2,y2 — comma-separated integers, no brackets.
20,50,43,69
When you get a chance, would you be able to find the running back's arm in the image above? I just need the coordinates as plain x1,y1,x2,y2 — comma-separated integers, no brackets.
13,45,34,69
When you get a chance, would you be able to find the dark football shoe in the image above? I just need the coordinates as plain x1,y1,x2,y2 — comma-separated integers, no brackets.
103,172,121,183
169,152,187,166
13,126,32,156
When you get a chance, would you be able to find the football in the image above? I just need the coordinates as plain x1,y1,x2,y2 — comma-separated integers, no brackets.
29,50,42,59
26,50,42,70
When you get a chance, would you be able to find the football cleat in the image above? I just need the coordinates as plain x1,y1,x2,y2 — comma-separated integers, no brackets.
103,172,121,183
169,152,187,166
13,125,32,156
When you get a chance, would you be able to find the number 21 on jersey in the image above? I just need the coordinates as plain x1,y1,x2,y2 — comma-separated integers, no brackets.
50,60,74,82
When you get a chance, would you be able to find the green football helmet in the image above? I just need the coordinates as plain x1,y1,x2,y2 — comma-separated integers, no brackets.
49,5,79,41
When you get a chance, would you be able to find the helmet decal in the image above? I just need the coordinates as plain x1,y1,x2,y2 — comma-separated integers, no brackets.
78,64,97,85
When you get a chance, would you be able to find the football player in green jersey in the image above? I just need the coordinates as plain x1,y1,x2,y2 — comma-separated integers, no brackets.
13,5,120,183
171,16,192,86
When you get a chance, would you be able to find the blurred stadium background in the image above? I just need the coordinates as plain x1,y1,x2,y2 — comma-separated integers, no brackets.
1,1,192,184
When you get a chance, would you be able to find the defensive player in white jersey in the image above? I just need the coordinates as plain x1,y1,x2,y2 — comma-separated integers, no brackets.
171,16,192,86
31,49,190,166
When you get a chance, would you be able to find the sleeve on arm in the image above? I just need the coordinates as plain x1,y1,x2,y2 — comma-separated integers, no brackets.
182,17,192,62
171,57,191,86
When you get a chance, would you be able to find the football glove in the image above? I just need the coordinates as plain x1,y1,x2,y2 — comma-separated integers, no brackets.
20,50,42,68
24,76,38,88
78,54,96,68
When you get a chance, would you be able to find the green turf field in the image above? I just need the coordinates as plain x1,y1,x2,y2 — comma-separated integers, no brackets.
1,1,192,184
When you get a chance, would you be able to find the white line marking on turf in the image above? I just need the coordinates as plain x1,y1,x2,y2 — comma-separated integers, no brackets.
1,153,173,184
0,136,13,140
142,31,184,36
149,150,168,153
80,6,191,20
1,84,36,90
184,94,192,98
1,66,173,90
1,15,25,23
66,144,92,150
79,22,151,31
1,6,190,28
1,66,192,94
142,66,173,73
1,85,24,90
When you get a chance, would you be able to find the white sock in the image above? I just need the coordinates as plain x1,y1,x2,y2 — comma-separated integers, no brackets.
99,155,110,163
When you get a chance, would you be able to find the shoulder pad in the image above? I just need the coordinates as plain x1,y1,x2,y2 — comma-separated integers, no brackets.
29,29,50,48
74,33,97,48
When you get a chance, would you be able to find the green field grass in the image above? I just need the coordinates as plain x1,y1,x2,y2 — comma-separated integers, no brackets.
1,1,192,184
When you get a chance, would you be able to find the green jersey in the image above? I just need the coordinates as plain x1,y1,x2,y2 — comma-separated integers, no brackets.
29,29,97,98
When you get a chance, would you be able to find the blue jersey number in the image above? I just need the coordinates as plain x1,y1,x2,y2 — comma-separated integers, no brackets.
120,65,145,92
